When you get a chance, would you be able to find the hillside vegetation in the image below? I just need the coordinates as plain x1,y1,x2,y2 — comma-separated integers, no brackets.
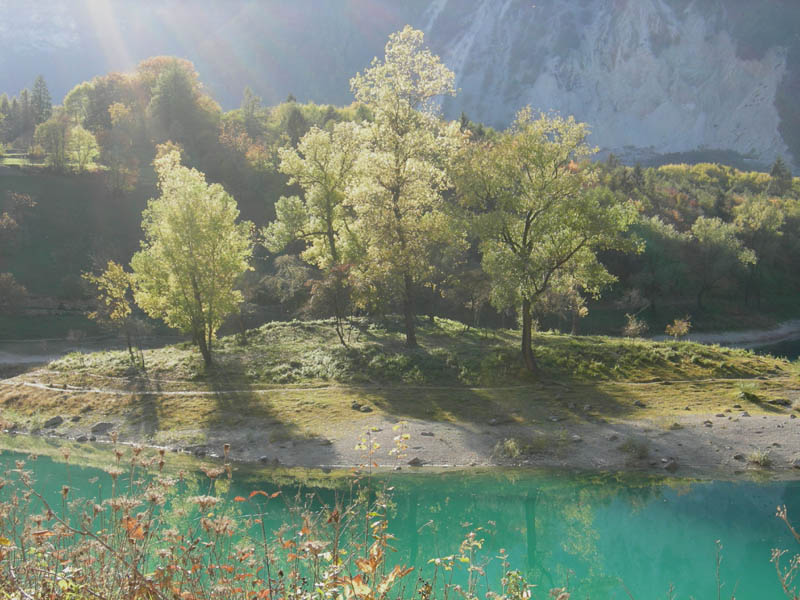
50,317,791,387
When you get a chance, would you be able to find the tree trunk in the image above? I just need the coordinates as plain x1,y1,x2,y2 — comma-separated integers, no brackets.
332,274,349,348
238,306,248,346
197,328,213,367
125,328,135,366
521,299,538,373
403,273,417,347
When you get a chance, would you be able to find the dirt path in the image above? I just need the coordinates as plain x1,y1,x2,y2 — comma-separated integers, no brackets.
2,368,799,479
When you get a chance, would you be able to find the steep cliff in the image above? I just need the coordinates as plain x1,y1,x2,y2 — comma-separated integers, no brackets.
424,0,797,168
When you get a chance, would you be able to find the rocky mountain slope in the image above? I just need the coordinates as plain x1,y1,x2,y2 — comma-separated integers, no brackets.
2,0,798,168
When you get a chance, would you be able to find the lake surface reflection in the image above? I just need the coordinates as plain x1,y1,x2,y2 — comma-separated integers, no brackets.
1,446,798,599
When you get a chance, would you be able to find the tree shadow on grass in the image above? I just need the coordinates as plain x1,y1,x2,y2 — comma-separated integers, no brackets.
200,351,344,463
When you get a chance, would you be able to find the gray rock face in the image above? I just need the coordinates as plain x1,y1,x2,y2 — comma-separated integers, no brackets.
426,0,794,167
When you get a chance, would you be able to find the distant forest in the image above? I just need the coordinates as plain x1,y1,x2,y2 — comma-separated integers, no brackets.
1,52,799,340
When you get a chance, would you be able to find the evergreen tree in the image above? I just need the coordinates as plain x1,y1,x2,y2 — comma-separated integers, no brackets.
30,75,53,125
0,94,10,142
241,86,262,138
768,156,793,196
285,105,309,146
8,98,20,141
18,89,33,137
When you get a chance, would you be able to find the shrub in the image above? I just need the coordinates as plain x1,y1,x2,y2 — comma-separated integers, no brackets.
747,449,772,467
622,313,649,337
665,315,691,340
493,437,523,459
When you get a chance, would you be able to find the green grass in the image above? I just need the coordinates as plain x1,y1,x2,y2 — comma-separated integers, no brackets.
2,317,796,443
48,317,793,388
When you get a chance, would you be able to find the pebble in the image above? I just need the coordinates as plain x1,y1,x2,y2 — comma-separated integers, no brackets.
733,454,745,461
359,405,373,413
740,411,751,417
420,431,434,437
791,414,797,419
715,413,725,418
407,457,424,467
634,400,646,408
70,415,81,422
571,434,582,443
663,458,679,472
703,420,713,427
793,459,800,469
607,434,619,441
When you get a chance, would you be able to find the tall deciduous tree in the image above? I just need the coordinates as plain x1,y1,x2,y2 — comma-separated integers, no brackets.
455,109,638,372
34,113,70,171
105,102,140,194
689,216,755,309
131,151,253,366
264,122,362,344
265,122,362,267
348,25,464,347
62,82,92,125
628,216,688,314
68,125,100,172
733,194,784,307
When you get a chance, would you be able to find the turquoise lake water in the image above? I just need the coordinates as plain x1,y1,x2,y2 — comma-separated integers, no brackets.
754,338,800,361
2,447,799,599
